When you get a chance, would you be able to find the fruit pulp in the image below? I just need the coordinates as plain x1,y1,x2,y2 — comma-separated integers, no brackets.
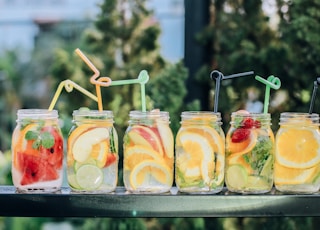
11,122,63,192
225,113,274,194
67,124,118,193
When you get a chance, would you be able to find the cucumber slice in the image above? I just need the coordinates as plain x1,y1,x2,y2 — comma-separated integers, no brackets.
76,164,103,190
68,174,81,190
226,164,248,188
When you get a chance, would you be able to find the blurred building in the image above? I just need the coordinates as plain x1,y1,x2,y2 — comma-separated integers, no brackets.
0,0,184,62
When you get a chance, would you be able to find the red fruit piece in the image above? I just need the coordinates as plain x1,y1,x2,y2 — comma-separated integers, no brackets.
19,154,59,185
254,120,261,128
105,153,117,167
40,126,63,169
231,128,250,143
242,117,254,129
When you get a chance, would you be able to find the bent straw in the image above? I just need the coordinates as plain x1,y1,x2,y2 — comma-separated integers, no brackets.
109,70,149,112
75,48,112,111
308,77,320,114
210,70,254,112
48,80,98,111
255,75,281,114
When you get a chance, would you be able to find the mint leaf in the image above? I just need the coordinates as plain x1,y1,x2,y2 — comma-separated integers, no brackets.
40,131,55,148
25,130,39,140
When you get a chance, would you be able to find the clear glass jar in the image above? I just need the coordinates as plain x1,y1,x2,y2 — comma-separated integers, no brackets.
274,112,320,193
175,111,225,194
123,110,174,193
11,109,63,192
225,112,274,194
67,110,118,193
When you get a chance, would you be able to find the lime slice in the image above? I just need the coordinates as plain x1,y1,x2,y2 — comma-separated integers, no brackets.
226,164,248,188
74,158,97,172
76,164,103,190
68,174,81,190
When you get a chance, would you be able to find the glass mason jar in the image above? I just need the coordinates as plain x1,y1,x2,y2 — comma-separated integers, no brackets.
225,112,274,194
123,110,174,193
11,109,64,192
175,111,225,194
67,110,118,193
274,112,320,193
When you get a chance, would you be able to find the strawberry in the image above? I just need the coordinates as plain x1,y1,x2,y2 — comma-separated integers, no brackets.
231,128,250,143
242,117,254,129
254,120,261,128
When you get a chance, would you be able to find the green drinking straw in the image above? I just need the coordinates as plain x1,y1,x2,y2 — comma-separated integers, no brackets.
255,75,281,113
109,70,149,112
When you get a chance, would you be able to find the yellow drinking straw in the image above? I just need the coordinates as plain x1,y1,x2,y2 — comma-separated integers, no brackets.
75,48,112,111
48,80,98,111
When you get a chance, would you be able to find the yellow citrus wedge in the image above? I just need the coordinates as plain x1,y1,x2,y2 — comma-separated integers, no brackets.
274,161,318,185
177,132,214,183
275,127,320,168
227,130,258,156
128,125,164,156
182,126,224,155
90,140,109,168
72,127,109,163
124,145,164,170
129,160,172,189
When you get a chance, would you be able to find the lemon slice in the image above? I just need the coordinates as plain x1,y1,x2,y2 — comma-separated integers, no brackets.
178,132,214,183
129,160,172,189
72,127,109,163
276,127,320,168
124,145,164,170
76,164,103,190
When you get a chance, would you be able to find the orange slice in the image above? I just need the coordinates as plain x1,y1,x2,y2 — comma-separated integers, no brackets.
177,132,214,183
227,153,253,174
274,161,318,185
129,160,172,189
90,140,109,168
227,130,257,156
276,127,320,168
124,145,163,170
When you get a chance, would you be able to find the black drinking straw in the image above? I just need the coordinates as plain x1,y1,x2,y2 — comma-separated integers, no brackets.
308,77,320,114
210,70,254,112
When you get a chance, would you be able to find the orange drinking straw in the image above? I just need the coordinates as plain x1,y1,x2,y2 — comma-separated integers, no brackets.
48,80,98,111
75,48,112,111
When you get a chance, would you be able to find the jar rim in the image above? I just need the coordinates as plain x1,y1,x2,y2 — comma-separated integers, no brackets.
73,109,113,116
17,109,58,119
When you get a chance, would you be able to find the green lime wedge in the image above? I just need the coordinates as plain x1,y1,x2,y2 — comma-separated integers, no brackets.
76,164,103,190
260,155,273,177
226,164,248,188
